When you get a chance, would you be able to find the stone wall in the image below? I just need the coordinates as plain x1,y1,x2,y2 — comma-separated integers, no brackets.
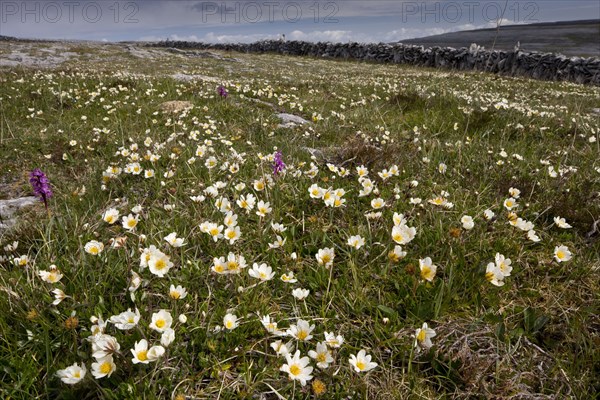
148,40,600,86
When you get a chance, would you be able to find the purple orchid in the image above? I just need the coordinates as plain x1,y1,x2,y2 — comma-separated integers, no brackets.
29,168,52,209
273,151,286,176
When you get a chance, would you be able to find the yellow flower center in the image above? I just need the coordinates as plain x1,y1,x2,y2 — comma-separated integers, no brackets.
170,291,180,299
297,330,308,340
137,350,148,361
209,228,219,236
155,319,165,328
289,364,301,376
127,219,136,228
556,251,565,259
106,216,115,224
128,316,135,323
214,264,225,273
356,361,365,371
321,255,330,264
417,329,427,342
154,259,166,270
226,321,233,329
90,247,99,255
259,272,267,279
227,231,236,239
393,233,403,243
100,362,112,374
73,371,81,378
421,266,432,280
316,353,327,363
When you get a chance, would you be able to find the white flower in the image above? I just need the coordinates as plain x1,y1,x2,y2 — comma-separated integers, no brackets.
349,350,378,373
553,217,572,229
131,339,153,364
148,252,173,277
122,214,139,230
260,314,286,336
280,271,298,283
316,247,335,268
91,356,116,379
494,253,512,277
527,229,541,242
287,319,315,341
347,235,365,250
109,308,140,330
308,342,334,369
56,362,86,384
371,198,385,209
160,328,176,347
84,240,104,256
249,263,275,281
461,215,474,230
102,208,119,224
324,331,344,348
419,257,437,282
149,310,173,333
169,284,187,300
279,350,314,386
164,232,185,247
485,263,505,286
271,339,294,356
414,322,436,349
554,245,572,262
39,265,63,283
483,209,495,220
91,334,120,359
256,200,272,217
292,288,310,300
391,224,417,245
223,313,239,330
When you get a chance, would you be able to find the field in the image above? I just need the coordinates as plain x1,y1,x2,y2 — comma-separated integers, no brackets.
0,41,599,399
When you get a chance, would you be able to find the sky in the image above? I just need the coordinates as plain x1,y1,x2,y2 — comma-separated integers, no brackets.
0,1,599,43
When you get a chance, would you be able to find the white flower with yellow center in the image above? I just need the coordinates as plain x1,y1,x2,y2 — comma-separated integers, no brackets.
102,208,119,224
122,214,139,230
84,240,104,256
388,245,407,262
308,184,324,199
324,332,344,348
494,253,512,276
485,263,505,286
347,235,365,250
169,284,187,300
39,265,63,283
212,257,228,274
91,355,116,379
419,257,437,282
110,308,140,330
554,245,572,262
308,342,334,369
391,224,417,245
164,232,185,247
224,226,241,244
371,198,385,209
349,350,377,373
503,198,517,211
287,319,314,342
316,247,335,268
280,271,297,283
256,200,272,217
148,252,173,277
56,362,86,384
280,350,314,386
223,313,239,330
414,322,436,350
249,263,275,281
553,217,572,229
253,179,266,191
149,310,172,333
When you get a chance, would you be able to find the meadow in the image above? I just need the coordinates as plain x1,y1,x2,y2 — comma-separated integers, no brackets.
0,41,599,399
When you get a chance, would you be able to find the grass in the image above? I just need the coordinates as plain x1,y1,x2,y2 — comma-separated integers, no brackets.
0,40,599,399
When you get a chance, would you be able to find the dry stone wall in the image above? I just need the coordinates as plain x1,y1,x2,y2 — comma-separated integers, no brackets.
149,40,600,86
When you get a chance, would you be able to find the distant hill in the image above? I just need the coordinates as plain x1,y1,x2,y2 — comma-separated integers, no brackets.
398,19,600,58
